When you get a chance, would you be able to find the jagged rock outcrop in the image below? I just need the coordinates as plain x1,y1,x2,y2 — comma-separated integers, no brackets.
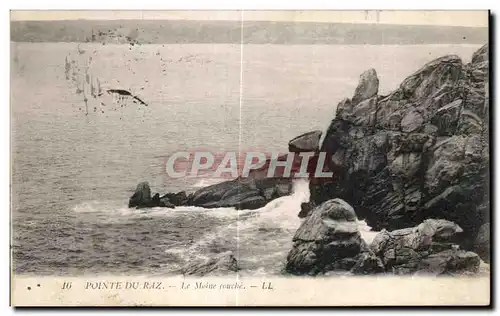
128,182,176,208
286,199,366,275
288,130,322,153
128,182,152,208
181,251,239,276
370,219,480,275
352,68,379,105
309,44,489,258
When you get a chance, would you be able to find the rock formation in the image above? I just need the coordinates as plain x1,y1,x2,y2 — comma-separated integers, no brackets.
129,176,292,210
187,177,292,210
128,182,175,208
288,130,322,153
287,199,481,276
181,251,239,276
307,44,489,260
160,191,189,207
370,219,480,275
128,182,153,208
286,199,367,275
349,251,385,275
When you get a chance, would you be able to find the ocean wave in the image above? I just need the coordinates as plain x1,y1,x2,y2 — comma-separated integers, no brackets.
72,179,378,274
163,179,310,272
72,201,134,216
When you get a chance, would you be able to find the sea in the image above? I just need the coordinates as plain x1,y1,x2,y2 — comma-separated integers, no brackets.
11,42,484,276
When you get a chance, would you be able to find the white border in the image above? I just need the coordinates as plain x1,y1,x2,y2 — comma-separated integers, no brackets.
3,1,497,315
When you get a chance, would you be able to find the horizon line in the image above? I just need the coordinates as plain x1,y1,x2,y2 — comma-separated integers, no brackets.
10,18,489,29
10,10,489,28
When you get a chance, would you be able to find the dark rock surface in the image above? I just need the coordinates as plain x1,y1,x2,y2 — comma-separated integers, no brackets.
352,68,379,105
128,182,152,208
160,191,188,206
309,44,489,254
129,174,293,210
415,249,481,276
286,199,365,275
128,182,175,208
181,251,239,276
370,219,480,275
187,177,292,210
288,130,322,153
474,222,490,263
349,251,385,275
159,195,175,208
298,202,314,218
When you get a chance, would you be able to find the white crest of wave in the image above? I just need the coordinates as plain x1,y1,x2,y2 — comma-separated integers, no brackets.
163,179,310,272
358,220,379,245
73,201,135,216
72,180,377,273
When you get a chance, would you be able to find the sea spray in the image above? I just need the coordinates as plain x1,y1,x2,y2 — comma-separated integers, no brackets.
71,180,378,275
163,179,310,274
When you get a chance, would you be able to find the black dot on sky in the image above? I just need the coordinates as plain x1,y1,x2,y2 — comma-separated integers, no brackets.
27,287,31,290
37,284,41,287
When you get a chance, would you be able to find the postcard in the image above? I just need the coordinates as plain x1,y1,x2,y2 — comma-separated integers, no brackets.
10,10,490,306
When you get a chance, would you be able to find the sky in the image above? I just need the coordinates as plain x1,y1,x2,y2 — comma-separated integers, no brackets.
10,10,489,28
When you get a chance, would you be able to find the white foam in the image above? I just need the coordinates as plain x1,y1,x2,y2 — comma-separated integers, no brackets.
72,201,133,216
74,181,380,273
164,179,310,267
358,220,379,245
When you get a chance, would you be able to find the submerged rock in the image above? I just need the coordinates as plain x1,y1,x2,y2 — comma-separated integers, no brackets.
181,251,239,276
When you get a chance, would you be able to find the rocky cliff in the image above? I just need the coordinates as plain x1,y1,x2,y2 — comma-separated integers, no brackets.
306,44,489,259
286,199,481,276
